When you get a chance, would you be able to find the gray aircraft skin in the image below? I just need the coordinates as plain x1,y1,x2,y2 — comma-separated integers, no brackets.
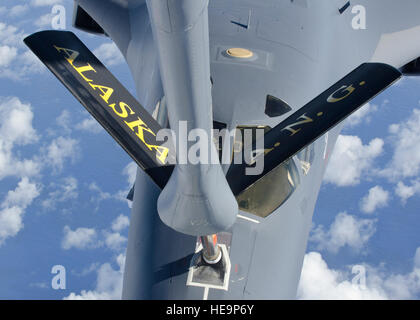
69,0,420,299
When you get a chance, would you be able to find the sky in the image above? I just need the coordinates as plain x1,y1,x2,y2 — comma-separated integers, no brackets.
0,0,420,300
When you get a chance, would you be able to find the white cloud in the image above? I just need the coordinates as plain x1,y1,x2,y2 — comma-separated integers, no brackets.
16,50,45,76
298,249,420,300
10,5,29,17
0,97,38,145
360,186,390,214
75,117,102,134
0,97,41,180
324,135,384,187
0,23,45,79
298,252,386,299
72,263,101,277
111,215,129,232
344,103,378,128
4,177,41,209
123,162,137,186
0,178,41,246
0,23,25,47
0,207,24,246
0,46,17,67
310,212,376,254
381,109,420,180
34,13,54,28
62,212,129,299
104,215,130,251
115,162,137,206
89,163,138,207
42,177,78,210
89,179,133,210
56,110,72,134
0,97,80,183
62,226,100,250
44,136,80,172
395,180,420,204
62,215,129,299
89,182,112,210
61,212,129,252
103,231,127,251
31,0,63,6
64,254,125,300
93,42,124,67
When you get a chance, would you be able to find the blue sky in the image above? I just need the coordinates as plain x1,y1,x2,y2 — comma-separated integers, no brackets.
0,0,134,299
300,77,420,299
1,0,420,300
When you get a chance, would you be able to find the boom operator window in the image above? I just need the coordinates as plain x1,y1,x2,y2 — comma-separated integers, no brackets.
233,126,301,218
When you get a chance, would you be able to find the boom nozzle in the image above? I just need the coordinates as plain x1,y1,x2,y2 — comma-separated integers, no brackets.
200,235,222,264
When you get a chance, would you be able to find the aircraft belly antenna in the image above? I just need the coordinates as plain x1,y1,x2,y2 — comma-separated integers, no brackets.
146,0,238,236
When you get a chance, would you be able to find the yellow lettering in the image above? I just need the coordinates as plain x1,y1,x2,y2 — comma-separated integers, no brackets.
281,114,313,136
108,102,135,118
124,117,168,163
54,46,96,82
54,46,79,65
125,117,156,142
153,145,170,164
54,45,168,164
327,84,356,103
89,84,114,104
73,64,96,82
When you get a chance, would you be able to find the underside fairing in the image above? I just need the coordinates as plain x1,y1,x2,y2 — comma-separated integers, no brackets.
74,0,420,299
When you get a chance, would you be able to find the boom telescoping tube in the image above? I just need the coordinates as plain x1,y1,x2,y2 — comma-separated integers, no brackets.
146,0,238,236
